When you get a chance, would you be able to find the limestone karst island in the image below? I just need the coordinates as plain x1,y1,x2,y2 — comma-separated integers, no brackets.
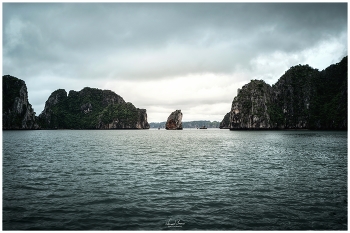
220,56,347,130
3,76,149,130
165,110,183,130
2,56,347,130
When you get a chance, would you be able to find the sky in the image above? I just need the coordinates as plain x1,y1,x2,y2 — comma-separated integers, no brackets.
2,3,348,122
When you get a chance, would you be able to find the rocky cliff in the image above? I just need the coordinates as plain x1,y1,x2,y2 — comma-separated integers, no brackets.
230,80,273,129
219,112,230,129
38,87,150,129
221,56,347,130
165,110,183,130
3,75,39,129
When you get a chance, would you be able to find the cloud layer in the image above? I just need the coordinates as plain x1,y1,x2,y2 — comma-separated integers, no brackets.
3,3,347,122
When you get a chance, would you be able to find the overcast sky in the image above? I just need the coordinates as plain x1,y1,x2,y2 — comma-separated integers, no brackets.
3,3,348,122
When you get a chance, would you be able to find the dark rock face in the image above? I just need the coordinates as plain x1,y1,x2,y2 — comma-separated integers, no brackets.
230,80,273,129
38,89,68,128
220,112,231,129
310,57,348,129
270,64,319,129
166,110,183,130
136,109,150,129
3,75,39,129
221,56,347,130
38,87,150,129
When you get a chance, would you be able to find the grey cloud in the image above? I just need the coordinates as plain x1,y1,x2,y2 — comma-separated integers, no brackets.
4,3,347,81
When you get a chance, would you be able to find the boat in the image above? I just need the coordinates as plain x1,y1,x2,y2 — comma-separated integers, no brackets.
199,126,207,129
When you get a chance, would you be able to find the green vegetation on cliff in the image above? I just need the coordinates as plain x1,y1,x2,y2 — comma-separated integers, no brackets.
221,56,347,130
100,102,139,126
272,64,319,128
38,87,149,129
230,80,273,129
309,57,347,129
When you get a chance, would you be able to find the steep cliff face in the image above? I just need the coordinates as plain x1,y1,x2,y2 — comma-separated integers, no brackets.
271,65,319,129
38,89,68,128
38,87,150,129
221,56,347,130
97,103,150,129
3,75,39,129
310,56,347,129
136,109,150,129
219,112,230,129
229,80,273,129
165,110,183,130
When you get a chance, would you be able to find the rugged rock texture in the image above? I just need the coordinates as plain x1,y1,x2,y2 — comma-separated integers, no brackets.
165,110,183,130
270,64,319,129
3,75,39,129
38,87,150,129
221,56,347,130
310,57,347,129
219,112,231,129
230,80,273,129
38,89,68,128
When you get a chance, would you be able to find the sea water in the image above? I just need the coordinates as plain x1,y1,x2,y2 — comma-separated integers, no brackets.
2,129,347,230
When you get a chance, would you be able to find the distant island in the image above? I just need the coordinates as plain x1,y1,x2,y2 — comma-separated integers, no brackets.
220,56,347,130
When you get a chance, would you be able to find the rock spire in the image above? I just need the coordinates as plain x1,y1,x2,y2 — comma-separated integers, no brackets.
165,110,183,130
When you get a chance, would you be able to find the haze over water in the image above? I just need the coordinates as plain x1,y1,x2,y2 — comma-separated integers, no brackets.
3,129,347,230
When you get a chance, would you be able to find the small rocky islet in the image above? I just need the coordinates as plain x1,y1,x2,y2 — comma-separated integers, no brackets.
165,110,183,130
2,56,347,130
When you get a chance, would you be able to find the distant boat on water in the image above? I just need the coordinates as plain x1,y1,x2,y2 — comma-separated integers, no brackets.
199,126,207,129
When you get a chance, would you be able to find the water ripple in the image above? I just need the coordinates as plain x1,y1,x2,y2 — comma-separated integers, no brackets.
3,130,347,230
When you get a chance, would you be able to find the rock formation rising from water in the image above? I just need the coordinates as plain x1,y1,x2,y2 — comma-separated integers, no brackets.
38,87,150,129
219,112,231,129
3,75,39,129
165,110,183,130
220,56,347,130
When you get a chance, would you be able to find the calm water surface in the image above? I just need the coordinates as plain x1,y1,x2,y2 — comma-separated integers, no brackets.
3,129,347,230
